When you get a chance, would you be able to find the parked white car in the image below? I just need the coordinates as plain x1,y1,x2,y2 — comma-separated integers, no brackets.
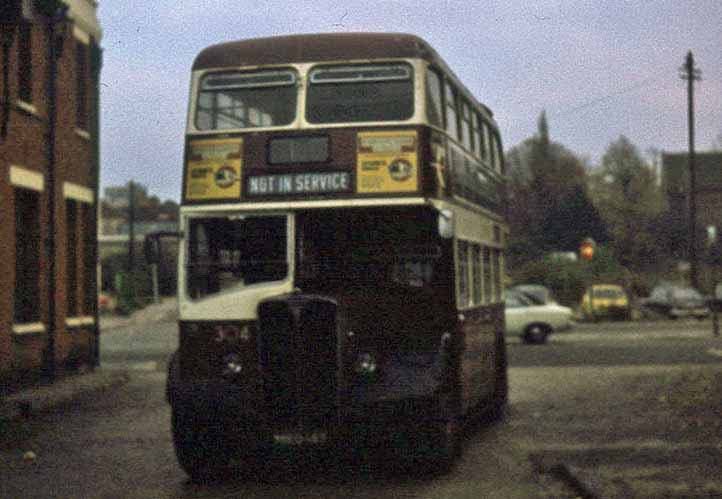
505,290,574,344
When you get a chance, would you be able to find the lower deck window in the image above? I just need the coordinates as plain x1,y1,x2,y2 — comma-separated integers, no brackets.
472,244,482,304
483,247,492,304
187,215,288,299
492,248,502,302
457,241,470,307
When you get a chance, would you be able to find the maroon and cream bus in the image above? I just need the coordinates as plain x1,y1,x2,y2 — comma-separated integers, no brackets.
164,33,508,479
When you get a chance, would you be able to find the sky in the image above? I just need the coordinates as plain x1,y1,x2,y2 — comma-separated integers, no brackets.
98,0,722,202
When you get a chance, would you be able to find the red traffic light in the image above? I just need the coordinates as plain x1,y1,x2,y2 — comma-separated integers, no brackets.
580,239,594,261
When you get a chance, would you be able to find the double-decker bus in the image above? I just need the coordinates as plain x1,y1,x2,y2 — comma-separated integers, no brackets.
164,33,508,478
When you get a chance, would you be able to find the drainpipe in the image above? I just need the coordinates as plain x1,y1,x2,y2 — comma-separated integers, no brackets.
44,3,68,381
90,39,102,367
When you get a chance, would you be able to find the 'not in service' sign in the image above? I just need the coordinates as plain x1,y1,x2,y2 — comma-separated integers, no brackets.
247,172,351,196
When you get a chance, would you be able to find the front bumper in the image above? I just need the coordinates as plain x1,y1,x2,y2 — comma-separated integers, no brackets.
590,305,629,319
170,377,440,448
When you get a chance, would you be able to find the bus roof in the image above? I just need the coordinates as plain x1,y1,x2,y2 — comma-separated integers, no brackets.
193,33,440,70
192,33,495,119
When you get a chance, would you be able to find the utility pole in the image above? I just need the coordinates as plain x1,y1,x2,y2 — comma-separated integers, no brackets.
680,51,701,288
45,5,68,381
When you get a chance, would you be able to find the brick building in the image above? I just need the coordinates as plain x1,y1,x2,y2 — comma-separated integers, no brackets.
662,152,722,234
0,0,102,387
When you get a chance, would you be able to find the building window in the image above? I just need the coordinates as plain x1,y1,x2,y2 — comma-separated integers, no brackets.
66,200,78,316
82,204,96,314
18,21,32,103
76,42,88,130
15,188,41,323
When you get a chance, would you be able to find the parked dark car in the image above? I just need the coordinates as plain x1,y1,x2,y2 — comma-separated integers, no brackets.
641,285,710,319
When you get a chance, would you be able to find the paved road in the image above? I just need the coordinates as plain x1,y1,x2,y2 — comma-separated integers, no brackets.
0,319,719,498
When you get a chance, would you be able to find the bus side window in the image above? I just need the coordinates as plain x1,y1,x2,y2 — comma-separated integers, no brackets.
493,248,502,302
425,68,444,128
460,101,472,151
482,122,491,166
493,133,503,174
444,83,459,142
483,246,492,304
471,111,481,158
474,113,485,159
472,244,482,305
489,133,498,173
457,240,470,308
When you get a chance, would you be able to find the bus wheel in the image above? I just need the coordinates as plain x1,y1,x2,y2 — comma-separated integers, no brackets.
523,324,549,344
171,406,227,481
414,394,460,474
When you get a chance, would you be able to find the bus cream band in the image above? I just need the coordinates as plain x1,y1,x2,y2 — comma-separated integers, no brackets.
356,130,418,194
186,138,243,200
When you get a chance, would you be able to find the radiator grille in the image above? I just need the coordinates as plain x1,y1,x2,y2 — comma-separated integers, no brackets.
258,298,337,428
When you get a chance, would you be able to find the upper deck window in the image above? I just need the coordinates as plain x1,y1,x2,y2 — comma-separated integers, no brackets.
195,69,298,130
306,63,414,124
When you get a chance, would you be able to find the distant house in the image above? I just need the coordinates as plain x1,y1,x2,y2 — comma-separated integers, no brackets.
0,0,102,386
102,186,132,209
98,185,179,295
662,152,722,235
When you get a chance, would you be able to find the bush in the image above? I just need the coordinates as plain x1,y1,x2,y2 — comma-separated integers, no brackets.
510,245,630,306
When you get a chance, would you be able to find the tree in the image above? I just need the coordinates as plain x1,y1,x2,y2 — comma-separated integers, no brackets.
590,136,662,269
505,111,606,263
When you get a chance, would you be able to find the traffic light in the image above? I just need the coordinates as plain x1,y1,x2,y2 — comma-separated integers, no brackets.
580,238,595,261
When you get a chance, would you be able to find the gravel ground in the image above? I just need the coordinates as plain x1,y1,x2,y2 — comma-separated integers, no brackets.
519,363,722,498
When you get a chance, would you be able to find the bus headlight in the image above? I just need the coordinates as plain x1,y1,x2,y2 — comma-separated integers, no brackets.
354,352,378,378
222,353,243,377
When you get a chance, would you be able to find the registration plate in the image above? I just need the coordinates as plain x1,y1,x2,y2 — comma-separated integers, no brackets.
273,432,327,445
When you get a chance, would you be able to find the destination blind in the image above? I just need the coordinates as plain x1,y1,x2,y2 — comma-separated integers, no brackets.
247,172,351,196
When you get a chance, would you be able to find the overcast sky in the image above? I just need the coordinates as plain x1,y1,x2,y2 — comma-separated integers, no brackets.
98,0,722,202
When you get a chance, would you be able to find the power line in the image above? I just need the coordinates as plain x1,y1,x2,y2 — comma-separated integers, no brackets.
552,71,669,117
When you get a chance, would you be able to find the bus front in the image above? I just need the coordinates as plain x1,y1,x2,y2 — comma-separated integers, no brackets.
169,39,462,478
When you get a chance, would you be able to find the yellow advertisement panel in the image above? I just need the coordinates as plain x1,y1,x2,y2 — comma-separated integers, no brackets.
357,130,418,194
185,138,242,200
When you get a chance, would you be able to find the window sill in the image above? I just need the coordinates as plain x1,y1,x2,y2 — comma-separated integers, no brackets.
74,128,91,141
15,100,40,119
66,316,95,328
12,322,46,336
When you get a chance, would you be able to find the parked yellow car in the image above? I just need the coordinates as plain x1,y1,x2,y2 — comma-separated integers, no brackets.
581,284,630,321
